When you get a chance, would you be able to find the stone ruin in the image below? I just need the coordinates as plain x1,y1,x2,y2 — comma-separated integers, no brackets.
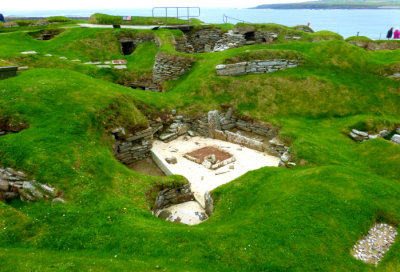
111,108,295,225
151,184,213,225
112,107,295,173
0,166,65,203
349,128,400,145
174,26,281,53
216,59,299,77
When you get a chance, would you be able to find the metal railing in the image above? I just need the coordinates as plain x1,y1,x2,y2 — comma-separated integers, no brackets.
152,7,200,25
223,14,250,24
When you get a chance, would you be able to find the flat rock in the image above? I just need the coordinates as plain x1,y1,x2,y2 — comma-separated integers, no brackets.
155,201,208,225
391,134,400,145
114,65,127,70
21,51,37,55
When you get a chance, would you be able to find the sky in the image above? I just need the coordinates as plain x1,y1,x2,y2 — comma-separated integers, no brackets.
1,0,306,11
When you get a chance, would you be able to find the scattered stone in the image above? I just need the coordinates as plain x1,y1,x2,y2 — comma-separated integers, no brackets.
188,130,195,137
44,54,52,57
229,164,235,170
215,169,230,175
379,129,391,137
52,197,67,204
351,223,397,265
391,134,400,145
59,56,67,60
112,60,127,65
97,65,111,68
114,65,127,70
20,51,37,55
165,156,177,164
71,59,81,62
0,166,60,203
17,66,29,71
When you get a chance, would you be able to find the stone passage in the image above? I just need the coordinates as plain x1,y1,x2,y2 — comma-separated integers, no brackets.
351,223,397,265
152,184,213,225
216,59,299,76
0,166,65,203
28,29,65,40
174,26,279,53
117,33,160,56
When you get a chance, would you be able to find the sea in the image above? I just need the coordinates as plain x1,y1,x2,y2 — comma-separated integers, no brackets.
3,8,400,39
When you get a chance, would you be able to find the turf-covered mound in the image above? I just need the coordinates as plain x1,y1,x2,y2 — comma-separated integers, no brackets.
0,23,400,271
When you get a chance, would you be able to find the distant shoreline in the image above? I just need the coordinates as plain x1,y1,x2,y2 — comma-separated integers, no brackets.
253,3,400,9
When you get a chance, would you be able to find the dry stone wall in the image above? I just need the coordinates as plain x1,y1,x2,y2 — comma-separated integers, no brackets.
216,59,299,76
112,127,158,165
175,27,279,53
152,53,194,84
0,166,65,203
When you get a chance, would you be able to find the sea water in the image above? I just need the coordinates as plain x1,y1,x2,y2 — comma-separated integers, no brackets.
3,8,400,39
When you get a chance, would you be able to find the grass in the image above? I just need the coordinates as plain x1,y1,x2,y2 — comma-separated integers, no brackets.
89,13,203,26
0,21,400,271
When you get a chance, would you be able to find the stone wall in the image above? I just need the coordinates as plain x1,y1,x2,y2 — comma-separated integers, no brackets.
0,66,18,80
0,166,65,203
216,59,299,76
152,53,194,83
175,27,279,53
348,40,400,51
174,27,224,53
112,127,159,165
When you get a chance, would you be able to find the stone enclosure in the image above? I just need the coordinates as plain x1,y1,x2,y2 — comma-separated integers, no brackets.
111,108,294,225
216,59,299,76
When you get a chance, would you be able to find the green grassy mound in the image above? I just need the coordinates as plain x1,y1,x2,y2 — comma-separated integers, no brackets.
89,13,203,26
0,22,400,271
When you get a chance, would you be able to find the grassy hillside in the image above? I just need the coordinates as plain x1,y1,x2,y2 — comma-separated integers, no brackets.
0,21,400,271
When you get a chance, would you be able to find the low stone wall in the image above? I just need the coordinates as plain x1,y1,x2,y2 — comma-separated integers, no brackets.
153,184,194,210
0,166,65,203
216,59,299,76
112,127,157,165
348,40,400,51
175,27,279,53
152,53,194,83
150,108,294,167
174,27,224,53
349,128,400,145
0,66,18,80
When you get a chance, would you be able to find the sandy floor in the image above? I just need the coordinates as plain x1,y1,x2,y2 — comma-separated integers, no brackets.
152,136,280,206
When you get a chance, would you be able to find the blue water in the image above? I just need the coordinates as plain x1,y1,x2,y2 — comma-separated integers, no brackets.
3,8,400,39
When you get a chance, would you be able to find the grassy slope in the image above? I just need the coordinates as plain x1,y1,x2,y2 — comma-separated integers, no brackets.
0,24,400,271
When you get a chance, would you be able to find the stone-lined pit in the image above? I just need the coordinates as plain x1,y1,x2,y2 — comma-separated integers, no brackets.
351,223,398,265
112,108,294,225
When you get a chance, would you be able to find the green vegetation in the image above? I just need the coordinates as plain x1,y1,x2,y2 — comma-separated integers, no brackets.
0,20,400,271
223,49,304,64
89,13,203,26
